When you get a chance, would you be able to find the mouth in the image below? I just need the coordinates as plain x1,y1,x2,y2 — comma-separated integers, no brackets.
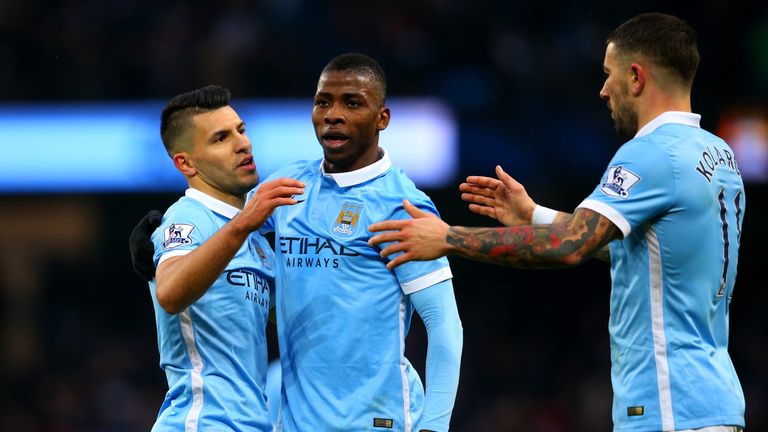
321,130,350,149
238,156,256,171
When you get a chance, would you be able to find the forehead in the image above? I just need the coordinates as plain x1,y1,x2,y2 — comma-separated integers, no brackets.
192,106,241,134
316,70,379,97
603,42,628,69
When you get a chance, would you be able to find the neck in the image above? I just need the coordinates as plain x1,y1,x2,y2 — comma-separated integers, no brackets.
188,179,246,209
323,145,383,173
636,89,692,133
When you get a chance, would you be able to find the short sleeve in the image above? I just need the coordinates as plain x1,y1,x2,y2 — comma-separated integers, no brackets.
577,139,675,237
151,205,216,267
383,195,453,295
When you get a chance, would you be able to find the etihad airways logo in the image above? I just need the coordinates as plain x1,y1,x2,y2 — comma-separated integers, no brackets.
279,236,360,268
223,268,271,308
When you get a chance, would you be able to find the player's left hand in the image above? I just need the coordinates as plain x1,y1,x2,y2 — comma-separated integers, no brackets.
460,165,535,226
368,200,452,269
129,209,163,281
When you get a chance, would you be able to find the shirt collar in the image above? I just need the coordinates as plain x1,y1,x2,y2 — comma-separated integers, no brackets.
635,111,701,138
185,188,240,219
320,147,392,187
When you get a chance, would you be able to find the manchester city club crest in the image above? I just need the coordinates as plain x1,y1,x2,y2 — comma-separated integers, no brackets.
600,165,640,199
331,201,364,236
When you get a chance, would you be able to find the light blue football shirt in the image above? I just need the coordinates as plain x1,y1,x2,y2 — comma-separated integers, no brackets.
258,149,453,431
578,112,746,431
149,188,274,432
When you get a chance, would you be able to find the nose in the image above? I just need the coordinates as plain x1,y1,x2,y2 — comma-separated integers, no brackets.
324,102,344,125
599,83,609,100
235,131,252,153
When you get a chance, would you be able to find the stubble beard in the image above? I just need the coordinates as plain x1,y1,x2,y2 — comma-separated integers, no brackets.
612,85,639,137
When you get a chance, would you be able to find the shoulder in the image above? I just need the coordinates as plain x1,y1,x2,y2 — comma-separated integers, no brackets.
611,134,674,174
164,196,213,222
370,167,438,218
159,197,218,237
262,158,321,182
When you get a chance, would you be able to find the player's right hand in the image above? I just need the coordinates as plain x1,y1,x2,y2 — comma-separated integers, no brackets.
129,209,163,281
239,177,304,231
459,165,535,226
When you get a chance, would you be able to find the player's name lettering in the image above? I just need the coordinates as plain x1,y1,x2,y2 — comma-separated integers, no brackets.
224,268,270,295
285,257,339,268
244,290,269,307
279,236,360,256
695,145,740,182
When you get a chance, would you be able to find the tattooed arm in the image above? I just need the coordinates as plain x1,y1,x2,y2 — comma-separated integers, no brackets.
368,200,619,269
544,211,611,263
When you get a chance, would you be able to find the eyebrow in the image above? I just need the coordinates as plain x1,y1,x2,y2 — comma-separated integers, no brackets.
208,121,245,141
315,91,366,98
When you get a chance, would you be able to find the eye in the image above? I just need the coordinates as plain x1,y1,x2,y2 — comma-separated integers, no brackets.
315,99,329,108
347,100,361,108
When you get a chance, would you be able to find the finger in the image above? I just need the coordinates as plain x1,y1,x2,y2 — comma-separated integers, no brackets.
379,242,409,258
459,183,496,198
496,165,522,191
403,199,436,219
271,198,298,207
461,192,495,207
386,253,410,270
263,186,305,199
465,176,503,189
272,177,306,188
368,231,402,247
368,219,408,233
468,203,497,218
147,209,163,226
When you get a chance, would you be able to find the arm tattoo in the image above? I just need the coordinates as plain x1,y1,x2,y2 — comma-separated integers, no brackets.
446,208,619,268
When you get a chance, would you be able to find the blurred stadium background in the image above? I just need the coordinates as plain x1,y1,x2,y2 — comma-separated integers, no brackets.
1,0,766,430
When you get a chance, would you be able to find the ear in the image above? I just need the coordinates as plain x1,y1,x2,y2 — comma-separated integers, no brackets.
376,106,390,132
173,152,197,177
629,63,647,97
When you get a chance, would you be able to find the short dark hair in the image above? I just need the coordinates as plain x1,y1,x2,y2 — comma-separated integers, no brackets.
160,85,231,154
321,53,387,102
607,13,700,88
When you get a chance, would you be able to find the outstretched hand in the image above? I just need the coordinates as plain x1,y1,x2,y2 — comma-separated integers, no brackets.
238,178,304,231
129,209,163,281
368,200,452,270
459,165,535,226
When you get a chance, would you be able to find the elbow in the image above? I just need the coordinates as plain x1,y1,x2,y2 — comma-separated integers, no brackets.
156,287,184,315
559,251,588,268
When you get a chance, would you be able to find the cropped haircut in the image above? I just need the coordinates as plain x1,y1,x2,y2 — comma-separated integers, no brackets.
321,53,387,103
160,85,231,154
607,13,700,88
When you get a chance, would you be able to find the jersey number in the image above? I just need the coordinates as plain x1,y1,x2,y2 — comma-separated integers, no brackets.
717,188,743,298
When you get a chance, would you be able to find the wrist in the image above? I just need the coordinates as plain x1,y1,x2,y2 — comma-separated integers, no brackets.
225,214,253,240
531,204,558,225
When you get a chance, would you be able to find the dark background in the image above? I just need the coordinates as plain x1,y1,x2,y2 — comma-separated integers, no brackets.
1,1,766,430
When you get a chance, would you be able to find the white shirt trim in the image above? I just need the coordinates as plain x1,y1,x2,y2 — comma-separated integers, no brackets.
398,298,413,432
400,267,453,295
676,427,742,432
158,249,191,265
577,199,631,238
185,188,240,219
635,111,701,138
321,147,392,187
646,226,675,431
180,309,205,432
576,199,632,237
